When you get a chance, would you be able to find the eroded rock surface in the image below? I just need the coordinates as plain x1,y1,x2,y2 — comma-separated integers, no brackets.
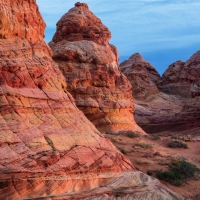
37,172,183,200
0,1,133,199
135,93,200,134
120,53,160,99
121,53,200,134
50,3,143,134
0,1,183,199
159,51,200,98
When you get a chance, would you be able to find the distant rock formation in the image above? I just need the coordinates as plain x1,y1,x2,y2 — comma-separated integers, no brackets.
159,51,200,98
120,53,160,99
50,3,144,134
0,1,183,199
121,53,200,134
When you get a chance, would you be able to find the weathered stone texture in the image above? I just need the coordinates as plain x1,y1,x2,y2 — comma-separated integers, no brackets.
120,53,160,99
50,3,144,134
0,1,183,199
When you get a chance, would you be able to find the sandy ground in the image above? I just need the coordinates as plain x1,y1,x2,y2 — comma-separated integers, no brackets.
104,132,200,199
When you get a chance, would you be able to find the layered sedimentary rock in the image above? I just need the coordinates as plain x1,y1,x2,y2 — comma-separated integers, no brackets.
135,93,200,134
0,1,183,199
121,53,200,134
50,3,144,134
159,51,200,98
120,53,160,99
0,0,131,198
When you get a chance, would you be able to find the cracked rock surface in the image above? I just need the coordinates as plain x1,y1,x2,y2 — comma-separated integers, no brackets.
50,3,144,134
0,1,183,199
159,51,200,98
120,53,200,134
120,53,160,99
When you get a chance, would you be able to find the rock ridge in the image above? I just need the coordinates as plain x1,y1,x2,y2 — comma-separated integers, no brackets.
0,1,184,199
120,53,160,99
50,3,144,134
120,52,200,135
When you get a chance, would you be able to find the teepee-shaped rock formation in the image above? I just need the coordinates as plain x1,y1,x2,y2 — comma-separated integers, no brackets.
120,53,160,99
121,52,200,135
50,3,144,134
0,1,183,199
0,0,133,199
159,51,200,98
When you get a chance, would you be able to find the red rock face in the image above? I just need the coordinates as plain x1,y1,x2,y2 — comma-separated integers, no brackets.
0,0,45,43
121,53,200,135
0,1,135,199
120,53,160,99
50,3,144,134
159,51,200,98
0,1,184,199
52,2,111,45
134,93,200,134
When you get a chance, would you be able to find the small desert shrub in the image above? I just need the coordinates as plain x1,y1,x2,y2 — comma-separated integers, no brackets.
149,134,160,140
168,140,188,149
133,142,153,149
169,159,198,178
119,148,127,154
126,131,140,138
153,151,161,156
156,170,183,186
156,159,198,186
136,159,150,165
119,131,140,138
171,134,195,142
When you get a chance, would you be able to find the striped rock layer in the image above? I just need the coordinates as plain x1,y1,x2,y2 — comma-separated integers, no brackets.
50,3,144,134
0,1,182,199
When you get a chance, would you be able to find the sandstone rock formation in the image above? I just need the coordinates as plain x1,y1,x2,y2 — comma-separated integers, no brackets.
121,53,200,135
0,1,183,199
50,3,144,134
159,51,200,98
120,53,160,99
135,93,200,134
0,0,131,198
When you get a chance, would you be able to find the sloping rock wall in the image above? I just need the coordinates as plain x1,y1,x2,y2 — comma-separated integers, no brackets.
0,1,183,199
120,53,160,99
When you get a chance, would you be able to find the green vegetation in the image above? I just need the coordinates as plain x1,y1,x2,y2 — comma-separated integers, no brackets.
117,147,127,154
170,159,198,178
119,130,141,138
171,134,195,142
133,142,153,149
136,159,150,165
156,170,183,186
126,131,140,138
148,134,160,140
168,140,188,149
156,159,199,186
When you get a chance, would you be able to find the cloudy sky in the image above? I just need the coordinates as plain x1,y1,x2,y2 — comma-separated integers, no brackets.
37,0,200,75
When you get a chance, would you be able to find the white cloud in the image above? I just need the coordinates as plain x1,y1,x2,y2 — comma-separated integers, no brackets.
36,0,200,55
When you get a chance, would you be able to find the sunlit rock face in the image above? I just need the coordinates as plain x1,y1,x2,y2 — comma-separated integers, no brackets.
0,1,183,199
159,51,200,98
49,2,144,134
120,53,160,99
0,0,134,198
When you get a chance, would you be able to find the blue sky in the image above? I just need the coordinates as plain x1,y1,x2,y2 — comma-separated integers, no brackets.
37,0,200,75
